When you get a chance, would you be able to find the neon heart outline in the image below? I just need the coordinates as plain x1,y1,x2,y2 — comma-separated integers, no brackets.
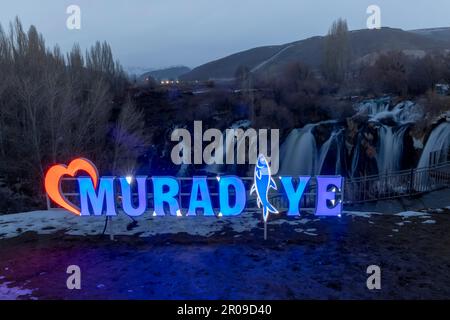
44,158,99,216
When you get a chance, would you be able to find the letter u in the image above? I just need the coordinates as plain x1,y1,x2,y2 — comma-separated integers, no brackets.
120,176,148,216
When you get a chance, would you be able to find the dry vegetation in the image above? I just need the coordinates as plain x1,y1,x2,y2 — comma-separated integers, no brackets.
0,18,150,212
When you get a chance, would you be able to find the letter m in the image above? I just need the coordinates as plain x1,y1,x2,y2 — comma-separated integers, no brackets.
78,177,117,216
234,128,258,165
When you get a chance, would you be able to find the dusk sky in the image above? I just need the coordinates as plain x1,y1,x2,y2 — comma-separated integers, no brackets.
0,0,449,70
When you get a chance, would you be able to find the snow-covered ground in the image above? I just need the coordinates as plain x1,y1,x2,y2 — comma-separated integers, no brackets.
0,210,262,239
0,209,441,241
0,281,34,300
0,208,449,299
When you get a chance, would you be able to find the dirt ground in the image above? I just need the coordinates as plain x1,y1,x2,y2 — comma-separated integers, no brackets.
1,210,450,299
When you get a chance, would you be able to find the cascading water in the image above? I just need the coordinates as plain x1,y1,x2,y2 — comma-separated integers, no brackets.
413,122,450,192
417,122,450,169
203,132,234,174
176,138,191,177
370,101,423,125
377,125,409,174
203,120,254,175
358,98,391,115
279,125,317,175
353,99,420,175
316,129,343,175
178,98,428,179
357,99,422,124
350,133,362,178
278,120,340,176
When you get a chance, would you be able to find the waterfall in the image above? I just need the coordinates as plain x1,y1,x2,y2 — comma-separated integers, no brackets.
417,122,450,169
350,133,362,177
279,121,340,176
176,163,190,177
198,98,425,178
370,101,422,125
203,132,233,174
357,98,391,115
391,101,422,124
176,138,191,177
316,129,343,175
279,125,317,175
377,125,408,174
203,120,252,175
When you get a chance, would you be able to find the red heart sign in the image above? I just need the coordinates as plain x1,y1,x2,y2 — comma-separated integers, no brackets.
44,158,99,216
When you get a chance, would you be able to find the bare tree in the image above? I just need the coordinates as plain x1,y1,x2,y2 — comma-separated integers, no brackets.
323,18,351,84
0,18,149,212
111,99,151,176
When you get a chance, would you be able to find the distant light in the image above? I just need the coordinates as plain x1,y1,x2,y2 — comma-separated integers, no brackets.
218,212,223,217
176,209,182,217
126,176,133,184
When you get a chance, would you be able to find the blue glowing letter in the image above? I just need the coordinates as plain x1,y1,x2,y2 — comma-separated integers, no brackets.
280,176,310,216
78,177,116,216
218,176,246,216
188,177,214,216
119,176,148,217
152,177,180,216
315,176,343,216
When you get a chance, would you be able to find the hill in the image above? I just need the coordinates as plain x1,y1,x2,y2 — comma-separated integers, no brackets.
410,27,450,43
140,66,191,81
180,27,450,81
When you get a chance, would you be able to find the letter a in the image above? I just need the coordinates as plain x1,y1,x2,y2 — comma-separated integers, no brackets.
66,265,81,290
66,5,81,30
366,5,381,30
366,265,381,290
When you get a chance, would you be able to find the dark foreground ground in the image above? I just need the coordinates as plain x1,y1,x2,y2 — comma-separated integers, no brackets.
0,209,450,299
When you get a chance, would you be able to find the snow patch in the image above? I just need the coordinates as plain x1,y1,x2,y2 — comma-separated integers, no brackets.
0,210,241,239
395,211,428,218
304,232,317,236
0,210,323,240
344,211,381,218
0,282,34,300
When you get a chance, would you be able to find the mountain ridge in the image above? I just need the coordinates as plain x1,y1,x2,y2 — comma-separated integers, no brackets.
179,27,450,81
139,65,191,81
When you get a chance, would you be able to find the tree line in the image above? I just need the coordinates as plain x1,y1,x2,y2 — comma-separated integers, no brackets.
0,18,149,213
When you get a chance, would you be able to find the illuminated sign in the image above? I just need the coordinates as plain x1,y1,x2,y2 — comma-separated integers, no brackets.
44,157,343,219
251,154,279,222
